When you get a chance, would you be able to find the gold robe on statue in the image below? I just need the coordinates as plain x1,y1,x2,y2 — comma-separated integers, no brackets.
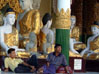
19,10,42,48
86,36,99,60
4,27,19,47
0,27,18,56
70,26,86,50
70,26,86,57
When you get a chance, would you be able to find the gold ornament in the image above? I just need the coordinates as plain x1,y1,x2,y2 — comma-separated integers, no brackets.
52,8,71,29
0,0,23,13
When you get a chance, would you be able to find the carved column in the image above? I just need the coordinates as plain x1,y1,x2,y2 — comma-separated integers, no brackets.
53,0,71,64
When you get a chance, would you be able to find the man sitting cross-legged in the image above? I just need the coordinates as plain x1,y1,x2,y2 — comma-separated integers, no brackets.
4,48,38,73
38,44,73,74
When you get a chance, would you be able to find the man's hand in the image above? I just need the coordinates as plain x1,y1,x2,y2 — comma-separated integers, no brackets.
30,66,35,72
4,68,8,72
46,62,50,67
65,66,73,74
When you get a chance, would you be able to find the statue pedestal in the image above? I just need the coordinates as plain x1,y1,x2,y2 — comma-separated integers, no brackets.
69,57,86,72
86,59,99,72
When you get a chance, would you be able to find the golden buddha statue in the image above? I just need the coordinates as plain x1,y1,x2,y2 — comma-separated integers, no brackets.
69,15,86,57
17,0,42,49
81,21,99,60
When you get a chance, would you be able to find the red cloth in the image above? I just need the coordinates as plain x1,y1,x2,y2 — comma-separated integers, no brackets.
56,66,73,74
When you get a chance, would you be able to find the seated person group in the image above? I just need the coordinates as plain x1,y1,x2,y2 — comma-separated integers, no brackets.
4,44,71,73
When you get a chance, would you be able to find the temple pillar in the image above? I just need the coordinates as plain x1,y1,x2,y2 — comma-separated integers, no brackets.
53,0,71,65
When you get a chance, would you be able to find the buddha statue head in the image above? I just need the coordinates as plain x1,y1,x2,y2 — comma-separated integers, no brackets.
91,21,99,35
71,15,76,29
19,0,41,10
3,8,15,26
42,13,52,29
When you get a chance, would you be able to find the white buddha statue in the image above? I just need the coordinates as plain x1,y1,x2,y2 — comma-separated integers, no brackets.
0,8,24,53
81,22,99,59
69,16,86,57
17,0,42,48
39,13,54,54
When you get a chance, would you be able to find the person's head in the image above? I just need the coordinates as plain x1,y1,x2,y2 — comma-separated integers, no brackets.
54,44,62,53
19,0,33,10
71,15,76,28
42,13,52,29
7,48,16,58
3,8,15,26
91,21,99,35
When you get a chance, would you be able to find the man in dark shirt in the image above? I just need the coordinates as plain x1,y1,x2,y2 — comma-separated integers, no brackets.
46,44,69,70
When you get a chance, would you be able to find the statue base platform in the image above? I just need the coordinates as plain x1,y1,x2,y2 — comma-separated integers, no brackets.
86,59,99,72
69,57,86,72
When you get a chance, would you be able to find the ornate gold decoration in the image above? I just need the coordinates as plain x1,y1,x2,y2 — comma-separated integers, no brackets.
17,51,30,58
69,51,82,57
74,43,86,50
52,8,71,29
0,0,23,13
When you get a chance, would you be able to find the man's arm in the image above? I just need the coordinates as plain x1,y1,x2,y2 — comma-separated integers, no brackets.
4,68,9,72
46,53,51,67
4,58,9,72
62,55,72,73
22,62,35,70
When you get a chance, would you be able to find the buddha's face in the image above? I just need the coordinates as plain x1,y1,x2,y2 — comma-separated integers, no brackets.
91,26,99,35
6,14,15,25
71,17,76,27
19,0,32,10
46,20,52,29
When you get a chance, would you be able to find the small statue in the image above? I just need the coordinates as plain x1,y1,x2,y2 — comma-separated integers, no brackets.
17,0,42,48
39,13,54,54
81,21,99,60
0,8,24,52
26,32,37,53
69,15,86,57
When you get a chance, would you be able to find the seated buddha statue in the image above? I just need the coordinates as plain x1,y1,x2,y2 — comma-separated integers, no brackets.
81,21,99,60
17,0,42,48
0,8,24,54
38,13,55,55
69,15,86,57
